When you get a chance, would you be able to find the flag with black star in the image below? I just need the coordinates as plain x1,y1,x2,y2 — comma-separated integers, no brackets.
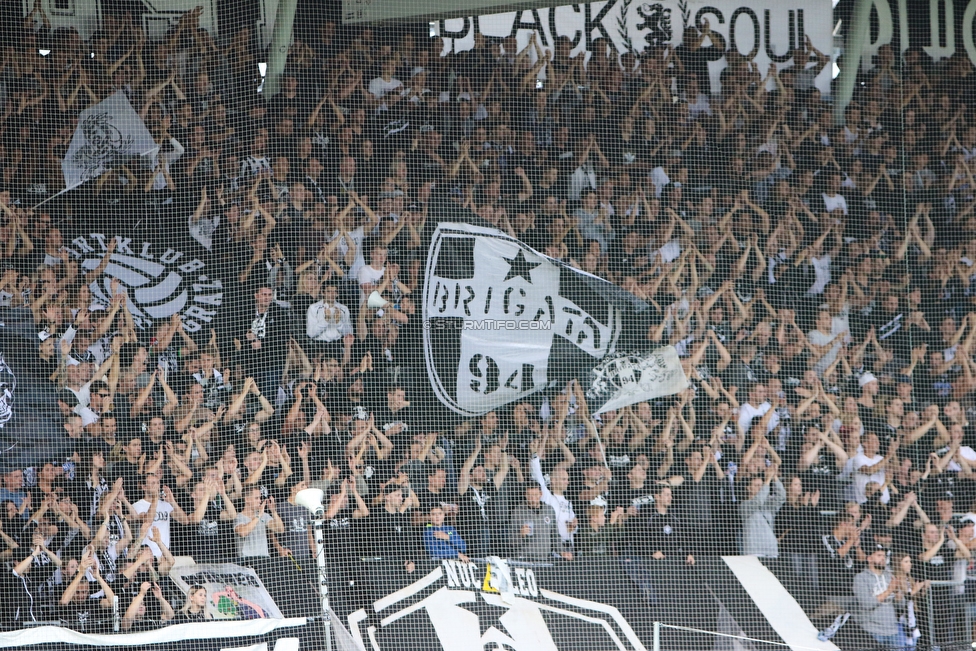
502,249,541,284
422,222,685,418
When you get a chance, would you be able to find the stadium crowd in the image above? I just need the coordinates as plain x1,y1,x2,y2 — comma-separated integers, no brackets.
0,3,973,649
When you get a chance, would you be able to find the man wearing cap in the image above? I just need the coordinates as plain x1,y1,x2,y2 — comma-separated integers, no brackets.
853,544,906,648
855,372,880,417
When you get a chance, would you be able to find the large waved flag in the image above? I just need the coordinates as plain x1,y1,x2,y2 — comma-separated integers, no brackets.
61,90,159,191
422,222,689,416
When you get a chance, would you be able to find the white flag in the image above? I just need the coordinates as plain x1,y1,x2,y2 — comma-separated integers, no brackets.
61,91,158,190
422,222,688,416
586,346,690,415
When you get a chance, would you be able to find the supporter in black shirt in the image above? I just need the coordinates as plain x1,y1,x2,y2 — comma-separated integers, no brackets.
112,435,145,497
187,479,238,563
456,436,514,558
819,515,863,597
178,584,211,622
371,484,420,574
623,485,694,566
121,581,175,631
321,477,370,616
674,22,726,94
220,284,291,399
776,476,824,607
414,467,457,524
3,527,60,626
58,554,116,633
615,461,656,517
372,383,416,454
677,446,725,555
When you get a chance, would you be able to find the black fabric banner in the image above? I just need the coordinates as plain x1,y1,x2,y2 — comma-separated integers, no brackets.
0,556,798,651
328,556,788,651
0,221,224,472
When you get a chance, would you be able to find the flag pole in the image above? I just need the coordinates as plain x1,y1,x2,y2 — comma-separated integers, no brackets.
31,186,73,210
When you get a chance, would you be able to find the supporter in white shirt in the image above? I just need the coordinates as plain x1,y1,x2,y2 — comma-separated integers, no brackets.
821,172,848,215
944,425,976,474
650,165,670,197
306,282,353,343
851,433,892,505
737,383,780,435
132,473,188,557
530,454,577,557
358,242,387,304
367,59,404,111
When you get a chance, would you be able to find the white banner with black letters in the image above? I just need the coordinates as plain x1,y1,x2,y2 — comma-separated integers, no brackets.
436,0,834,94
61,91,159,192
422,222,687,416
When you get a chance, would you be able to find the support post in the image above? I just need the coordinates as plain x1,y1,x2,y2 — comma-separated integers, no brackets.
833,0,872,125
263,0,299,99
312,517,333,651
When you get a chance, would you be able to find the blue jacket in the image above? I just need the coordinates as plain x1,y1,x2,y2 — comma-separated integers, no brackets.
423,524,467,559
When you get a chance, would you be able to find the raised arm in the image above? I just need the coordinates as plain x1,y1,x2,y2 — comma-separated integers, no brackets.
457,435,482,495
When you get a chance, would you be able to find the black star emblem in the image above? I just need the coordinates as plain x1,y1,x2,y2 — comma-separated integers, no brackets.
457,592,512,638
503,249,541,284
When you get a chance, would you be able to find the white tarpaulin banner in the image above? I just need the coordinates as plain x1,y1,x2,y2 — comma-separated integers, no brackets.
61,91,159,191
0,618,308,648
436,0,834,94
170,563,284,620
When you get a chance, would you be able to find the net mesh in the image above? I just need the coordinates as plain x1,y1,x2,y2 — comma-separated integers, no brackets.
0,1,971,650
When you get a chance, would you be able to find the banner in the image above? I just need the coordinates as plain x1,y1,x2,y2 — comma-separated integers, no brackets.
0,557,818,650
343,557,653,651
61,91,159,192
327,557,810,651
856,0,976,71
0,223,223,471
436,0,834,94
170,563,284,620
422,222,687,416
18,1,217,43
0,619,308,649
0,307,76,472
62,231,223,332
585,346,689,415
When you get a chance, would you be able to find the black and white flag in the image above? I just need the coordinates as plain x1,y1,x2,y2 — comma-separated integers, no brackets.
422,222,688,416
61,91,158,191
